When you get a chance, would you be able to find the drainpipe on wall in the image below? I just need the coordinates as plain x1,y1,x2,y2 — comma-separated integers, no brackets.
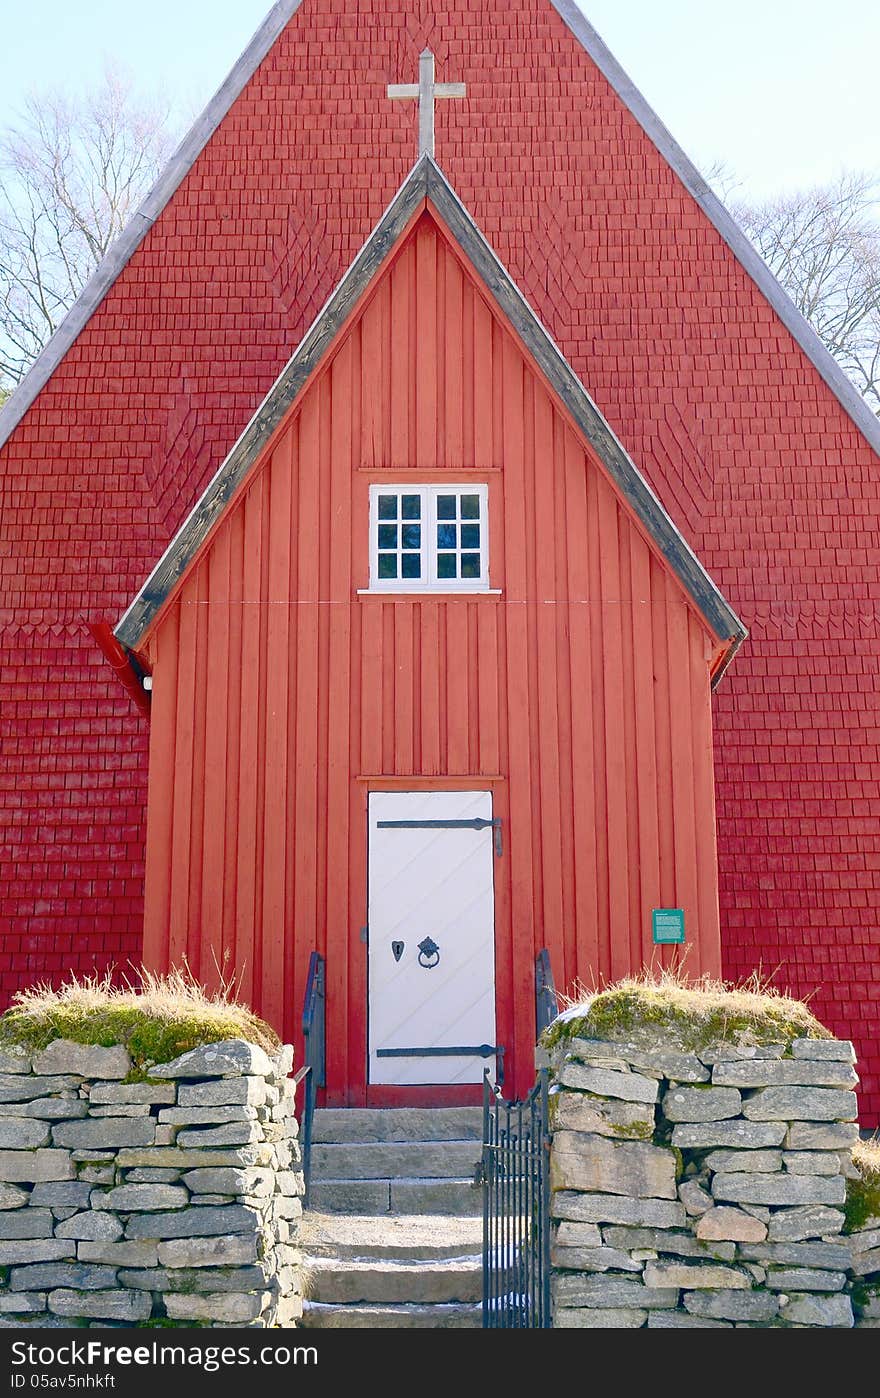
90,620,152,719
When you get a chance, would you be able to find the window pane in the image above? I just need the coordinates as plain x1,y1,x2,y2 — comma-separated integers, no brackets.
460,494,480,519
378,524,398,549
461,553,481,578
402,524,421,549
401,553,421,580
378,554,398,579
437,553,457,579
460,524,480,549
437,495,456,520
437,523,457,549
378,495,398,520
402,495,421,520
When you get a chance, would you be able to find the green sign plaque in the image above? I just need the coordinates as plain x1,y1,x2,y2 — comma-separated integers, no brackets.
652,909,685,945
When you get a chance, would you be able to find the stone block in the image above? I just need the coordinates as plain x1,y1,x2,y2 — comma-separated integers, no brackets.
0,1238,75,1265
851,1248,880,1278
0,1209,54,1239
683,1291,779,1322
699,1046,785,1062
671,1121,786,1150
52,1118,155,1149
28,1181,92,1208
552,1274,677,1309
78,1166,114,1186
553,1222,602,1248
849,1226,880,1253
741,1088,858,1122
118,1265,269,1292
78,1240,160,1267
0,1294,46,1313
767,1206,845,1242
695,1208,767,1243
564,1040,709,1083
56,1212,123,1242
0,1150,73,1183
554,1307,647,1328
92,1184,189,1212
703,1149,782,1175
766,1268,846,1292
791,1039,855,1062
151,1040,274,1080
643,1262,751,1289
125,1204,261,1239
555,1063,658,1104
647,1312,731,1328
124,1169,182,1183
164,1291,270,1323
552,1191,685,1229
779,1293,853,1328
550,1133,677,1199
0,1076,81,1103
88,1105,151,1118
10,1262,117,1291
88,1081,177,1106
550,1092,654,1140
711,1172,846,1207
739,1241,852,1269
158,1106,257,1126
32,1042,131,1079
662,1087,741,1123
176,1124,264,1148
0,1099,87,1121
551,1245,642,1272
0,1182,29,1209
48,1289,152,1321
0,1048,31,1074
782,1151,842,1176
712,1060,857,1089
0,1119,51,1149
116,1146,272,1169
678,1180,713,1215
601,1227,735,1262
177,1077,268,1108
157,1234,259,1268
785,1122,859,1151
276,1171,304,1197
180,1168,273,1197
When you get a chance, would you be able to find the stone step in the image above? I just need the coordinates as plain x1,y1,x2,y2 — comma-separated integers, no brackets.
305,1255,482,1305
300,1300,482,1329
310,1139,481,1181
308,1177,482,1216
312,1108,483,1145
299,1212,483,1261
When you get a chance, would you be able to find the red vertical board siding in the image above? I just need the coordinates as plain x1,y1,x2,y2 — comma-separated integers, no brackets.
143,214,722,1099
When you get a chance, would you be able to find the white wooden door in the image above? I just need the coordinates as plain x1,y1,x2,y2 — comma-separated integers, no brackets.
368,790,497,1085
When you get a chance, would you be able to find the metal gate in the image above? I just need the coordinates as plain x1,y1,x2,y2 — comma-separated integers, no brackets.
480,1067,552,1328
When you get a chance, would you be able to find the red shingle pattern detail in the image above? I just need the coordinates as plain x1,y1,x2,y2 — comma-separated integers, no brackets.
1,0,878,1118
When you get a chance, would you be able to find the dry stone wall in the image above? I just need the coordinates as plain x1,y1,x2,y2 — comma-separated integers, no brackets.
548,1034,865,1328
0,1038,303,1327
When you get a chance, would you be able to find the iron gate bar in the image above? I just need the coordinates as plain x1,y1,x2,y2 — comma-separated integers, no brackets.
480,1066,551,1328
376,817,503,856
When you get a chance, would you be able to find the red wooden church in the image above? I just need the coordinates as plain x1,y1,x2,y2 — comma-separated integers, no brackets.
1,1,878,1113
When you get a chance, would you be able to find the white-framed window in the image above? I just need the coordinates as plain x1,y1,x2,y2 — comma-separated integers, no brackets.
368,484,490,591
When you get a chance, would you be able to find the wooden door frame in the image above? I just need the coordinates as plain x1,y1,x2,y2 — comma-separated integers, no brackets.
353,775,510,1108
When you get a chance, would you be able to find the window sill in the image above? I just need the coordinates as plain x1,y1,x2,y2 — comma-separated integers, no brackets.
356,588,503,598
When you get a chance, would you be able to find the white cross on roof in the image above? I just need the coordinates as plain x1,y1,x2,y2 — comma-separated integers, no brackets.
387,49,466,159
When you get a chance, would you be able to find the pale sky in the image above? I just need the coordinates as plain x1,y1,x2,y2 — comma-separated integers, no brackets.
0,0,877,201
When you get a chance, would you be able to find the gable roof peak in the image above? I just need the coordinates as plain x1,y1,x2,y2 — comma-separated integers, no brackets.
114,152,746,675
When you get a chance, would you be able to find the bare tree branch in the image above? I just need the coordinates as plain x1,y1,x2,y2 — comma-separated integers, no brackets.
0,65,175,394
722,171,880,417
